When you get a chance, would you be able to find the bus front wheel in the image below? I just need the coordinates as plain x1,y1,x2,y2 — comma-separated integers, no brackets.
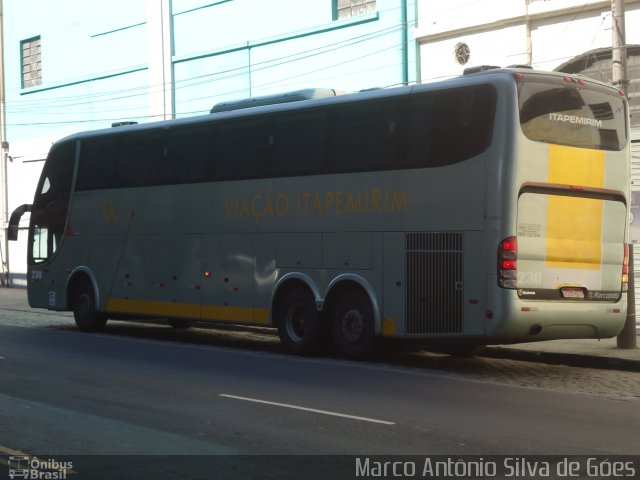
73,282,107,332
331,291,377,358
277,287,323,355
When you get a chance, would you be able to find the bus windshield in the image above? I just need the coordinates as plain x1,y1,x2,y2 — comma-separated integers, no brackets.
28,141,75,264
518,80,627,151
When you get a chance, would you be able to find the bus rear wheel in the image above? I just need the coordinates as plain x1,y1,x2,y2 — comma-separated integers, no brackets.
277,287,323,355
73,282,107,332
331,291,377,358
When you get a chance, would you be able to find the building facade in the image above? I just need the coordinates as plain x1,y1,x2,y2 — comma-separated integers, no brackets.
0,0,418,286
414,0,639,131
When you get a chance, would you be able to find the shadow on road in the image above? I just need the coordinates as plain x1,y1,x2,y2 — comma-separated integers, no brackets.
48,319,541,379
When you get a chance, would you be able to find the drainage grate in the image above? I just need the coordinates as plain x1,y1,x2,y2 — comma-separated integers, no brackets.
406,232,463,334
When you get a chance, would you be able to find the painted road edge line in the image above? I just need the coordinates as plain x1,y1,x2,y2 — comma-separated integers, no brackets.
219,394,395,425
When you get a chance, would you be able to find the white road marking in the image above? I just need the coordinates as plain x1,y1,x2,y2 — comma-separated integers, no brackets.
219,394,395,425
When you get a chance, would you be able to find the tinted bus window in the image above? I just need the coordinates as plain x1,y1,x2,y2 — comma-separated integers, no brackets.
518,82,627,151
77,138,117,190
117,133,165,188
80,133,170,189
267,110,327,177
30,141,75,263
74,84,497,191
38,141,75,196
406,85,496,167
333,101,400,172
213,119,267,180
165,126,212,184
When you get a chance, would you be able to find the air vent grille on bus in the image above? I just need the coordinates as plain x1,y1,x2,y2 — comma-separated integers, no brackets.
406,232,464,334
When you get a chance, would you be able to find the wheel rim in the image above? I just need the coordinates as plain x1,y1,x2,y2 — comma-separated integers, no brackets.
341,307,365,343
285,303,309,342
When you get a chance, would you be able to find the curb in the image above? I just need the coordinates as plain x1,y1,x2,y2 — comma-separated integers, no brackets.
481,346,640,373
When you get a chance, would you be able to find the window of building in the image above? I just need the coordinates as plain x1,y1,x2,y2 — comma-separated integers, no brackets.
334,0,376,20
21,36,42,88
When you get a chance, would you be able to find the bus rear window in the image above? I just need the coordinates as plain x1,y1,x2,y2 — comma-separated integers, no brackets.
518,81,627,151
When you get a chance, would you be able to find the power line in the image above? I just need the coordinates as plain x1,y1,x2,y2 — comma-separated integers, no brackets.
7,39,408,127
6,26,411,116
5,21,415,128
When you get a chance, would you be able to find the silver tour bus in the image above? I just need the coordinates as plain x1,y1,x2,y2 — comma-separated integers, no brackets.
9,67,630,357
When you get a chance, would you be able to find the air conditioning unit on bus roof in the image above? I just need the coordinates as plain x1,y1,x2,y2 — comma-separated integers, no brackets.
111,121,138,128
463,64,534,75
210,88,348,113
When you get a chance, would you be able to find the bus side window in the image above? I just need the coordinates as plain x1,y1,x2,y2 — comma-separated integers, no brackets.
165,126,212,184
31,222,62,264
213,119,266,180
443,86,495,162
77,139,117,190
32,226,48,263
406,85,495,168
118,133,165,188
406,95,434,168
267,110,327,177
332,102,399,172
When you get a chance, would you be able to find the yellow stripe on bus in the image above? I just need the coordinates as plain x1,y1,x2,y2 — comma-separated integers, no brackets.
201,304,269,324
382,317,397,336
546,144,604,270
106,298,270,325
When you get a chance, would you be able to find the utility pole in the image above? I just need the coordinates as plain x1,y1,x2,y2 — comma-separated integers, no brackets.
147,0,175,121
612,0,628,96
525,0,532,66
612,0,636,349
0,0,8,288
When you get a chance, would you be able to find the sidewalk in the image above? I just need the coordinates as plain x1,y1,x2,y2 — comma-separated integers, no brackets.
1,286,638,371
482,337,640,372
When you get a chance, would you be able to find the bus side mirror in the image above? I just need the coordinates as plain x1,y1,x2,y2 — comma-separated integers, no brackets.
8,204,32,241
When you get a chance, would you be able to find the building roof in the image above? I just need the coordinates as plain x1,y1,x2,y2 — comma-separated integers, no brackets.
555,45,640,129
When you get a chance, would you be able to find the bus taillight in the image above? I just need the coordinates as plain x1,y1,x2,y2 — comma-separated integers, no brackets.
622,243,629,291
498,236,517,289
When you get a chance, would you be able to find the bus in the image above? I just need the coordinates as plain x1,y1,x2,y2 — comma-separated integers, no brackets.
8,67,630,357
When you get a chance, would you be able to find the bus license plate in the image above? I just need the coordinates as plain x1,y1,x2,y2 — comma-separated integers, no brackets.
561,287,585,299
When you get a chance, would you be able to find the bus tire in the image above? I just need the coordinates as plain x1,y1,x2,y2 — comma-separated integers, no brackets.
331,290,377,358
72,282,107,332
277,287,323,355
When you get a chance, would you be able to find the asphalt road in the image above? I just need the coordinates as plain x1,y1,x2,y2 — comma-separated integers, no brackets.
1,319,639,479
